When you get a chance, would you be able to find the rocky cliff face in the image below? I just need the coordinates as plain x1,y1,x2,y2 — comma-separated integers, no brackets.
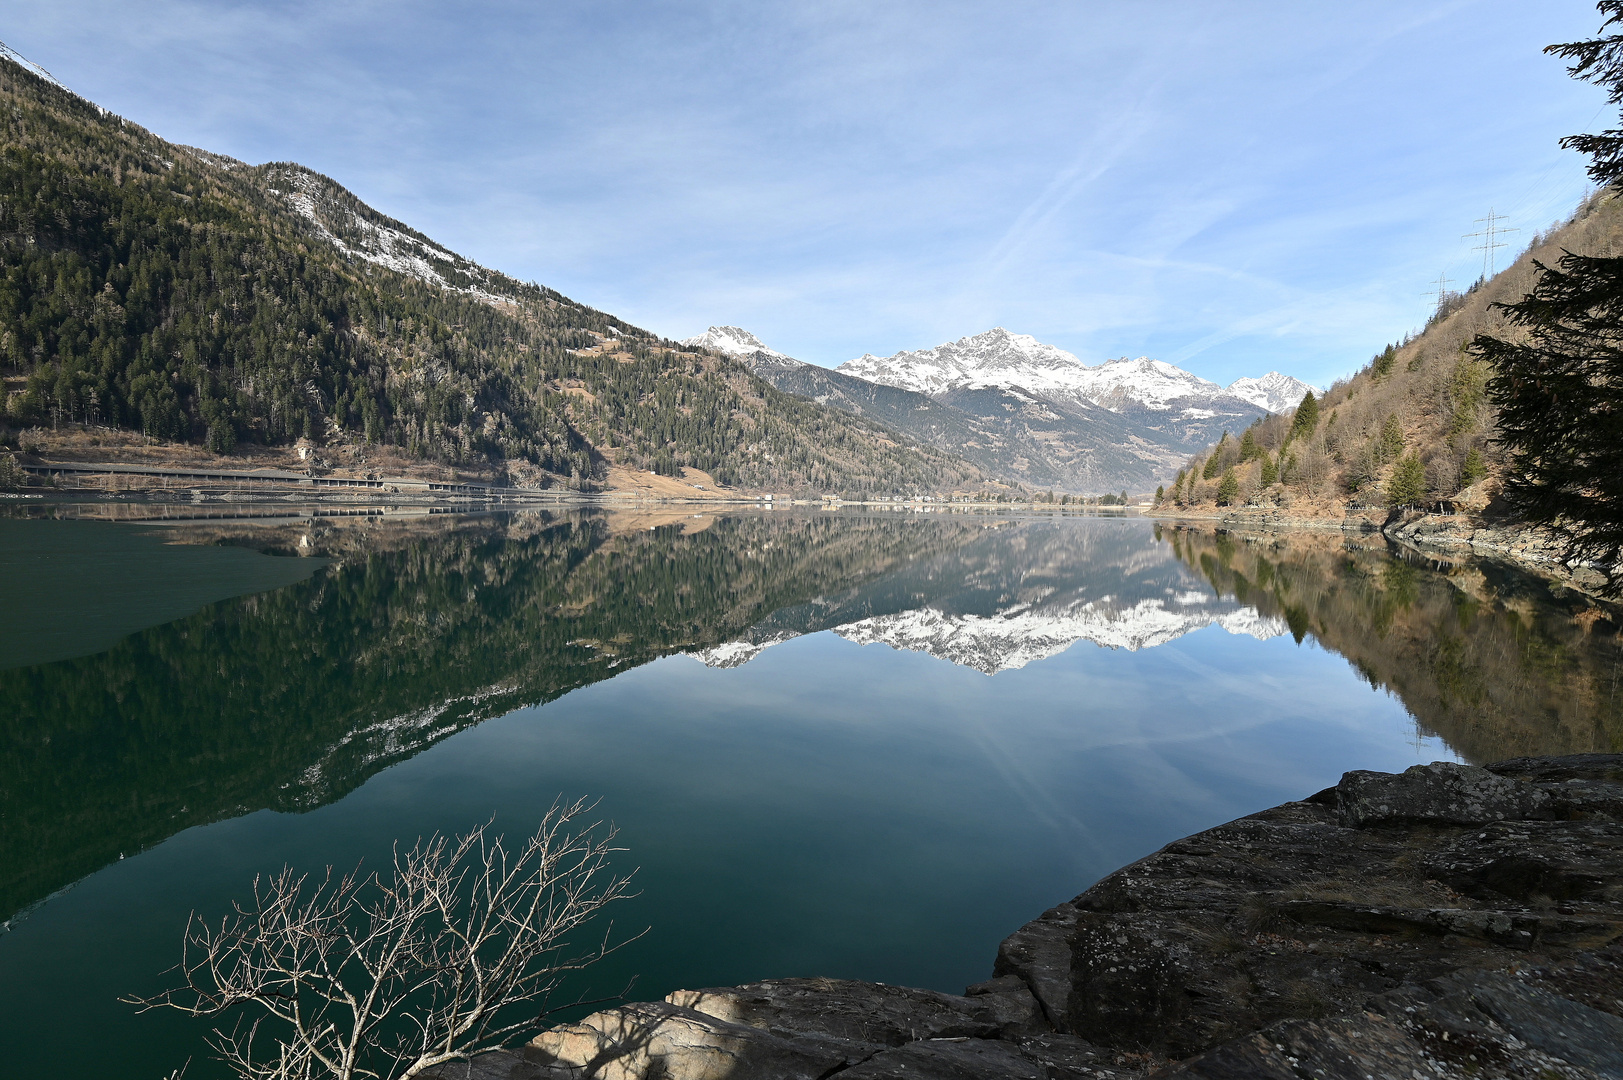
442,755,1623,1080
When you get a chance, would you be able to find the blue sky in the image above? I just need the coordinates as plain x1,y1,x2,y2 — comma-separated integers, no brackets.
3,2,1610,387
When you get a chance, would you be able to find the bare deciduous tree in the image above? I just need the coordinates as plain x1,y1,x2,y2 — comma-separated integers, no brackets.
128,798,640,1080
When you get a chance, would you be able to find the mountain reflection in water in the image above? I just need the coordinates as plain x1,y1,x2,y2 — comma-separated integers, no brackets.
1161,524,1623,764
6,507,1622,1080
686,520,1290,673
4,508,1617,930
2,509,981,923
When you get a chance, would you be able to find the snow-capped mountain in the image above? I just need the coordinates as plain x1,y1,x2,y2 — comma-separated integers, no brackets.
682,323,1313,491
681,326,804,373
840,328,1086,397
837,328,1275,419
1226,372,1320,414
1067,356,1241,413
686,631,801,669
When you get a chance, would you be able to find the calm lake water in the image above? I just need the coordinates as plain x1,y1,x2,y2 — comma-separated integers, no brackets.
1,505,1619,1078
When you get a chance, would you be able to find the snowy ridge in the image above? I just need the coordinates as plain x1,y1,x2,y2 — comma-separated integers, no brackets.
688,596,1288,676
832,598,1288,674
0,40,67,91
836,328,1276,417
1226,372,1320,414
1066,356,1237,412
682,326,805,373
261,166,516,305
839,328,1089,398
289,681,520,806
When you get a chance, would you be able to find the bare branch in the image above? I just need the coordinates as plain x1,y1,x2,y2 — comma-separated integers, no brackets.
126,798,640,1080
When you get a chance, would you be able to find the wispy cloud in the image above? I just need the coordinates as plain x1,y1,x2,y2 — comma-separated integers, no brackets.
5,0,1607,384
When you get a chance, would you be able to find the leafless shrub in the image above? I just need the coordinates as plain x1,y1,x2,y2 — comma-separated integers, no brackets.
127,798,640,1080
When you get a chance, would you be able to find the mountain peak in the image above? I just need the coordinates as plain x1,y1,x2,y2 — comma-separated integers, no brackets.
836,329,1256,415
1225,371,1321,413
836,327,1085,396
682,326,803,372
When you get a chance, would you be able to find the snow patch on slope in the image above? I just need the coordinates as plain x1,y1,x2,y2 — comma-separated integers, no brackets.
0,40,67,91
263,166,515,305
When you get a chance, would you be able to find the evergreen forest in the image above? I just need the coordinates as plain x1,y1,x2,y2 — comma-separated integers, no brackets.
0,59,983,496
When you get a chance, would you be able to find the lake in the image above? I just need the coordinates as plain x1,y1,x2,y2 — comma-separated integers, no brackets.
1,505,1618,1078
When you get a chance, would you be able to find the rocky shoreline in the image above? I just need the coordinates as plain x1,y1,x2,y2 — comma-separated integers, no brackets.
1154,506,1615,597
437,755,1623,1080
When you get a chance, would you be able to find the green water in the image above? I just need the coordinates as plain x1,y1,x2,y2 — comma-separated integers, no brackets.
0,517,326,670
0,508,1616,1077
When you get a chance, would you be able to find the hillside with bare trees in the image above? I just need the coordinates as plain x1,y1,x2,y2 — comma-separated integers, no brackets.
1161,187,1623,518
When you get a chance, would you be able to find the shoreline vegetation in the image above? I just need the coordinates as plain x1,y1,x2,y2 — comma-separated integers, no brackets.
1150,503,1615,600
1153,177,1623,599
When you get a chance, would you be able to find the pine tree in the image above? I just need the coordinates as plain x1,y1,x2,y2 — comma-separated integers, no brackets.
1470,2,1623,588
1371,344,1397,382
1216,466,1240,506
1287,392,1320,443
1460,446,1487,488
1239,428,1259,462
1203,434,1228,480
1387,454,1426,508
1378,414,1405,462
1154,484,1165,505
1260,452,1278,486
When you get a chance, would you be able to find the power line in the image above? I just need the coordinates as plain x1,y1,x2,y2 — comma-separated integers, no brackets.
1421,270,1455,315
1499,99,1610,224
1463,209,1519,280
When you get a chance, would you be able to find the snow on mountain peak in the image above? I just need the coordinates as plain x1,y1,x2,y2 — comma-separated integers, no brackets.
1224,372,1321,414
0,40,68,91
838,327,1085,396
1070,356,1230,411
682,326,803,371
836,328,1270,416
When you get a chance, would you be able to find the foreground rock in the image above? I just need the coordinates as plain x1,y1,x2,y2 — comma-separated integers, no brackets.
434,755,1623,1079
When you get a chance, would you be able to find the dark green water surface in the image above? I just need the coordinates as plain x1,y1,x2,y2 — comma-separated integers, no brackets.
0,507,1617,1077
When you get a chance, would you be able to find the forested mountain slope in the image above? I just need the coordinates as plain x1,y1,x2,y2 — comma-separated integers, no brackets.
1166,188,1623,513
0,56,984,495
